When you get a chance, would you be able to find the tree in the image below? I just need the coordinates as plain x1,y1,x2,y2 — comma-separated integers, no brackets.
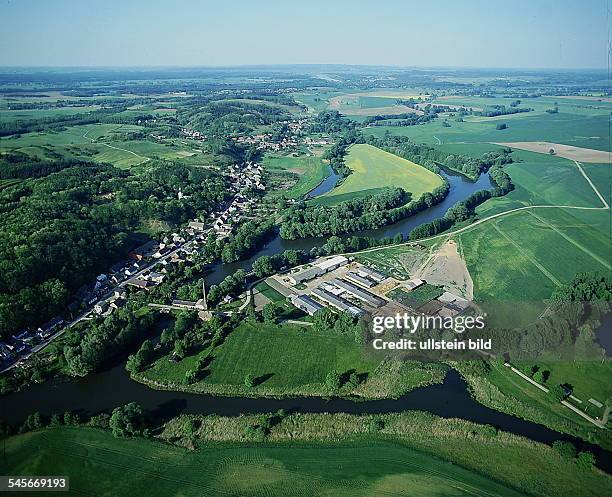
576,451,596,469
549,148,556,155
109,402,148,438
20,412,43,433
173,339,187,360
185,369,199,384
549,384,568,402
182,418,199,438
496,123,507,130
263,302,282,324
244,373,255,388
252,255,275,278
552,440,576,459
325,370,341,390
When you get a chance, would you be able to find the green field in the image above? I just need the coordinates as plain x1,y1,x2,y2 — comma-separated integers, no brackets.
5,421,611,497
138,321,379,397
315,143,443,205
263,154,329,198
1,428,534,497
364,101,610,152
389,284,444,308
1,123,197,168
460,361,611,449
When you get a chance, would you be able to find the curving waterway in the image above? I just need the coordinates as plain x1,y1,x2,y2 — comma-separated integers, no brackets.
2,167,610,473
207,167,492,285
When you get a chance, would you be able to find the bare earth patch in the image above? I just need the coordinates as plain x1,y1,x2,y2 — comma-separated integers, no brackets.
493,141,610,163
415,239,473,299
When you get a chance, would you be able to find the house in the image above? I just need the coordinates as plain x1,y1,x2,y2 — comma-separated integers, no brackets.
94,302,110,315
145,272,166,284
110,261,127,274
128,240,159,260
126,278,152,290
188,220,206,231
109,297,126,309
37,317,64,338
96,274,108,283
153,247,171,259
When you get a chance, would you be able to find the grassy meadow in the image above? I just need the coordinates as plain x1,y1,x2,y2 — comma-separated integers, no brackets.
314,143,443,205
5,417,611,497
138,320,378,397
363,94,610,152
262,154,329,198
0,123,198,169
1,427,532,497
135,320,445,399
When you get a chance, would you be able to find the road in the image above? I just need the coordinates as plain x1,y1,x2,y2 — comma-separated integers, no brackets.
0,230,208,373
82,126,150,166
351,160,609,256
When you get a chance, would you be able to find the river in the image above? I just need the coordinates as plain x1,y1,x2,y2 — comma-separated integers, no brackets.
2,167,610,472
206,167,492,285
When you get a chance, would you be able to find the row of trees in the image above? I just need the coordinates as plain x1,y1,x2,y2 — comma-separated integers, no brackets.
280,181,450,240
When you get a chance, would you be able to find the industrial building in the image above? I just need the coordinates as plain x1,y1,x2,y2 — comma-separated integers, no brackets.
287,266,322,285
290,294,325,316
405,278,425,291
287,255,349,286
356,265,386,282
330,278,385,307
312,288,366,318
345,271,375,288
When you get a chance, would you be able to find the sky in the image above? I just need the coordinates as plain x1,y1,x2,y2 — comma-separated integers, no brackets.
0,0,608,69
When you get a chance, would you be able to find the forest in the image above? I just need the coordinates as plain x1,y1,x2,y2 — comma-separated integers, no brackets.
0,160,229,339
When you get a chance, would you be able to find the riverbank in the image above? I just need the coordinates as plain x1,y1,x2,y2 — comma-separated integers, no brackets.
159,411,611,496
455,361,612,451
3,415,610,497
131,320,447,399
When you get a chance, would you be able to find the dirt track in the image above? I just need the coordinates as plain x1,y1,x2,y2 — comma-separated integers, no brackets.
493,141,609,163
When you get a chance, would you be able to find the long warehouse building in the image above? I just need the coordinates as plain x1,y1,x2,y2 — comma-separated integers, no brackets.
290,294,324,316
312,288,366,318
330,278,385,307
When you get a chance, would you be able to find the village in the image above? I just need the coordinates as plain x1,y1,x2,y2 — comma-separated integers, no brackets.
0,159,268,371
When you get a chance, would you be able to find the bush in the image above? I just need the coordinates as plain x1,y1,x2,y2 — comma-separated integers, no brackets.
552,440,577,459
576,451,596,469
109,402,149,438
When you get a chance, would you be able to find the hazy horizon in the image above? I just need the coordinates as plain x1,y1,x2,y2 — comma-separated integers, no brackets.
0,0,609,69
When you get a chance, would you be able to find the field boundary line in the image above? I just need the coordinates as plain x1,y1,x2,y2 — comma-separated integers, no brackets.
82,124,150,165
349,161,609,257
526,210,611,271
491,222,562,287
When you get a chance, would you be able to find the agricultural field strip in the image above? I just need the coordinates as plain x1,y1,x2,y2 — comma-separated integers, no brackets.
33,434,510,497
525,210,611,270
490,223,562,286
82,126,151,165
351,160,609,255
